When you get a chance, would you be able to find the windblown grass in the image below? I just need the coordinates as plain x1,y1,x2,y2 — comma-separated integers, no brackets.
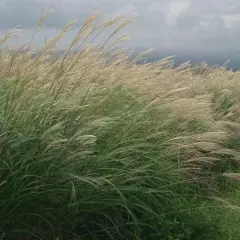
0,13,239,239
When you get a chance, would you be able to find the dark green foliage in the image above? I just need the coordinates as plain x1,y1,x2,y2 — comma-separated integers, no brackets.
0,74,238,240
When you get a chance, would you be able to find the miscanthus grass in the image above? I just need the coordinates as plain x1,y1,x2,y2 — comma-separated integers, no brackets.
0,12,239,240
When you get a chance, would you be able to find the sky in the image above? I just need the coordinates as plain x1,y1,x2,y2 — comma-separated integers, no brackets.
1,0,240,57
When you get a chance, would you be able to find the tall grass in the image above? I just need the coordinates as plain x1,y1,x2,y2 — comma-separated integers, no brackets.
0,13,239,239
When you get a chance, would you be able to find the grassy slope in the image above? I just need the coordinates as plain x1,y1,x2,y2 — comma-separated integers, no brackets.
0,14,239,239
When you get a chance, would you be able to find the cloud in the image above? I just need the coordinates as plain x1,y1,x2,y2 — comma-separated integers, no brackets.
0,0,96,29
0,0,170,29
175,12,200,30
0,0,44,29
0,0,240,54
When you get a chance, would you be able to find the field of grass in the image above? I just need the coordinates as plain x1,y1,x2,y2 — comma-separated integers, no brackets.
0,13,239,240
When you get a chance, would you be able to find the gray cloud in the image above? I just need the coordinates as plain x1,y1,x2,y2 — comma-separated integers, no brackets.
176,12,200,30
186,0,240,15
0,0,170,29
0,0,44,29
0,0,94,29
1,0,240,54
